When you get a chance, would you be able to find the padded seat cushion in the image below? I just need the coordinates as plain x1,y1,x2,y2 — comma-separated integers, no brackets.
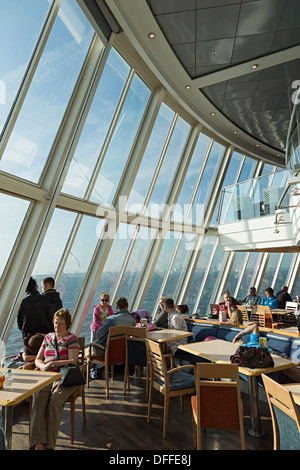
155,370,194,391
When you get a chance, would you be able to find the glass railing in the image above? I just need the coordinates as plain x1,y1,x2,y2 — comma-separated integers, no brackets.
217,169,291,225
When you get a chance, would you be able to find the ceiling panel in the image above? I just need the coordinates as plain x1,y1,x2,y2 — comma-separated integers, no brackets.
146,0,300,153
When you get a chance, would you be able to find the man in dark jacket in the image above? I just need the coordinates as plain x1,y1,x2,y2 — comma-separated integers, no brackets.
41,276,62,319
276,285,293,309
17,277,53,339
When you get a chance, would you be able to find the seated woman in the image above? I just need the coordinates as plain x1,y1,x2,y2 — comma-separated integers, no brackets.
29,308,80,450
232,323,264,348
229,308,243,327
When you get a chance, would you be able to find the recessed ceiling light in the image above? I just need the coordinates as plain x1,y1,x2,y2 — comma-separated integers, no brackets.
148,32,155,39
233,130,238,134
210,112,215,116
255,144,260,147
185,85,191,90
251,64,259,70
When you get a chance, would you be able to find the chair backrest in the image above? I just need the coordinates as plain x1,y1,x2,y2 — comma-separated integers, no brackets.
77,337,85,368
195,362,244,432
260,305,274,328
124,326,147,367
285,301,298,312
106,325,126,366
262,374,300,450
250,305,266,327
210,304,218,316
145,339,168,388
239,305,249,321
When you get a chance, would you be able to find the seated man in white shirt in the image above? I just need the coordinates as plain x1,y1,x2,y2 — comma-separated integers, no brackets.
164,297,188,365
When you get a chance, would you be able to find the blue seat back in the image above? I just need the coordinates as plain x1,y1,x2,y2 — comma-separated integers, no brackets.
266,332,291,356
290,338,300,363
187,322,219,342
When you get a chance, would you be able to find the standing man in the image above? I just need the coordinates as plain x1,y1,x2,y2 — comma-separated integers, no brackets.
17,277,53,339
41,277,63,320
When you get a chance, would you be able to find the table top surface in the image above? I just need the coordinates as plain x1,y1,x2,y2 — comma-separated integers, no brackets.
0,368,61,407
147,328,193,343
178,339,297,376
283,383,300,406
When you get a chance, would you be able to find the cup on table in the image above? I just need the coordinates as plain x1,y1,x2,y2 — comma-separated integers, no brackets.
0,373,5,390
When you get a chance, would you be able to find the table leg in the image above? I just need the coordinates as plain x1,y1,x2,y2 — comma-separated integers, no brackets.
247,375,264,437
4,406,13,450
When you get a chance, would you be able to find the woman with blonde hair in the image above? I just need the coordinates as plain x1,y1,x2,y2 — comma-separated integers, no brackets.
90,291,114,341
230,308,243,326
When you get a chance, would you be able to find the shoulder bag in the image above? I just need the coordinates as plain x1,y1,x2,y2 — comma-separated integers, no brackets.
230,345,274,369
54,336,86,387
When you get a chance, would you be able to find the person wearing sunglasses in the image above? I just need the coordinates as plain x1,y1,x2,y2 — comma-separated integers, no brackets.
90,292,114,341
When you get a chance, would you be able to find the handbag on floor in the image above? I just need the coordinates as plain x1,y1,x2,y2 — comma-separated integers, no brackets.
230,345,274,369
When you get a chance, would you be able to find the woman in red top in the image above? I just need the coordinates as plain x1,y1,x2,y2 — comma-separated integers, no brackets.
29,308,79,450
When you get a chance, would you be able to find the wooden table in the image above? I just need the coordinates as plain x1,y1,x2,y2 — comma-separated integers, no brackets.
147,328,193,343
0,368,61,449
178,339,296,437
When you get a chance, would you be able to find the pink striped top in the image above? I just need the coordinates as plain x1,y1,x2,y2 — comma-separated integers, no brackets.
41,332,80,371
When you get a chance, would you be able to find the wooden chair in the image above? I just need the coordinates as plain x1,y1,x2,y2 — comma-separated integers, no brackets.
263,306,285,329
146,339,195,438
239,305,249,321
262,374,300,450
65,337,86,444
86,325,126,398
191,362,245,450
123,326,148,397
210,304,218,317
250,305,266,326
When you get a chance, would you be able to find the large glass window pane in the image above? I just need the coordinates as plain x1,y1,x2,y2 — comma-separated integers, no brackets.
0,0,51,133
197,243,227,315
185,236,215,313
260,252,281,292
62,48,131,198
162,233,196,300
32,208,77,277
0,0,94,182
210,150,243,226
57,215,105,312
80,223,132,341
237,252,261,299
191,141,224,225
238,156,257,183
142,231,179,312
146,117,191,218
225,252,248,296
126,103,175,212
0,193,30,279
273,253,295,294
89,75,151,206
172,133,211,222
114,226,156,308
